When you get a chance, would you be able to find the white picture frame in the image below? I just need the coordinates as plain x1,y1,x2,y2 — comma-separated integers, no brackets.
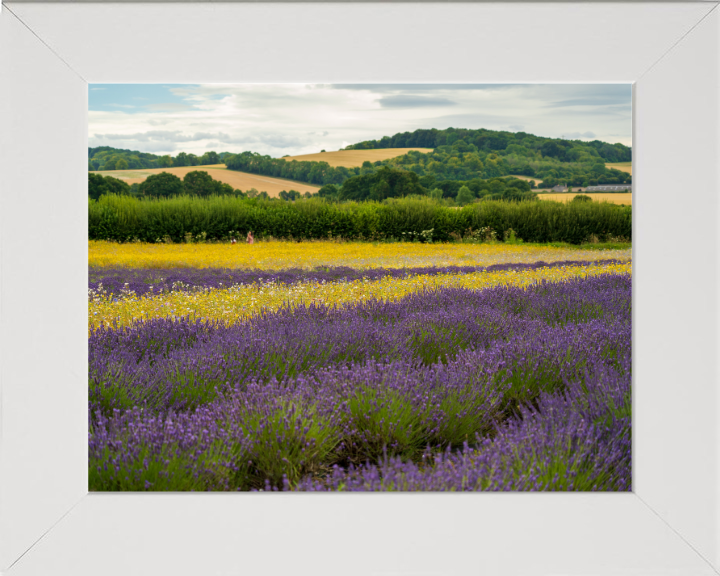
1,2,718,575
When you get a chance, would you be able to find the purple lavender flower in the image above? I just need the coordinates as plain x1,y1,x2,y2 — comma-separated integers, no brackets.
89,273,632,491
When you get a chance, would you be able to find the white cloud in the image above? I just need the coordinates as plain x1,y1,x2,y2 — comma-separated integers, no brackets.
89,84,631,157
378,95,457,108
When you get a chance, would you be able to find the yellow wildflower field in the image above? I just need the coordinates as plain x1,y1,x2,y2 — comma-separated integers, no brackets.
89,260,631,331
89,240,631,271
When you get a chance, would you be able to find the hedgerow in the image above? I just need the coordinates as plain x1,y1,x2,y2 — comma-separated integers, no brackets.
88,195,631,244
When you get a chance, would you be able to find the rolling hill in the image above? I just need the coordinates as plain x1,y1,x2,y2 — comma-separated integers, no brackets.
90,165,320,198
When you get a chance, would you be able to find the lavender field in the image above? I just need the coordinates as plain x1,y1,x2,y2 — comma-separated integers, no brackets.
89,243,631,491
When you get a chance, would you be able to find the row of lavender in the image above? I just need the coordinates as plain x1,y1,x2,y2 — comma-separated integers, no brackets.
89,274,631,491
88,259,626,296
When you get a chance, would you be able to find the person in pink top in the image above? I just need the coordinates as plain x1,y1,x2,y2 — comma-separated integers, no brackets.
246,231,254,244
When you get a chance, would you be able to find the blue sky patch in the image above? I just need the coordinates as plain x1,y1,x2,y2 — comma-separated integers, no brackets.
89,84,201,113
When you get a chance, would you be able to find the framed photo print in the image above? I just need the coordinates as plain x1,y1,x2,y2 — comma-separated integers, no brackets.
1,2,718,575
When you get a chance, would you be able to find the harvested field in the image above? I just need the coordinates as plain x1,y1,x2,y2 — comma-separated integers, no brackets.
539,192,632,205
508,174,544,185
606,162,632,175
279,148,434,168
91,165,320,198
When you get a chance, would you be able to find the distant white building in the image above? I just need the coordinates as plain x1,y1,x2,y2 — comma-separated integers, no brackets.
551,184,568,192
586,185,632,192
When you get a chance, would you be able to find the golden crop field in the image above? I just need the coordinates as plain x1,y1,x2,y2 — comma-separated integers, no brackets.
508,174,544,185
538,192,632,205
89,240,631,271
91,165,320,198
279,148,434,168
605,162,632,175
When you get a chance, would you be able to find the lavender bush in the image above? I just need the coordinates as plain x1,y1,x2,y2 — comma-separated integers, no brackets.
294,360,631,492
90,274,629,413
89,273,631,491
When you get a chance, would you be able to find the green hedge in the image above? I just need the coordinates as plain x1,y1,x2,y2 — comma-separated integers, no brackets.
89,195,631,244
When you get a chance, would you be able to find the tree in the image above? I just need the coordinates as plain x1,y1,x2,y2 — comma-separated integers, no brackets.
599,143,620,162
429,188,444,201
88,173,130,200
435,180,463,199
338,175,368,201
318,183,339,200
116,158,129,170
456,185,475,206
200,151,219,165
218,183,235,195
246,188,259,198
174,152,190,167
157,155,173,168
483,154,504,178
344,166,426,202
369,179,391,202
419,175,436,189
463,153,483,171
138,172,184,198
540,141,563,159
501,188,538,202
488,179,505,194
183,170,221,197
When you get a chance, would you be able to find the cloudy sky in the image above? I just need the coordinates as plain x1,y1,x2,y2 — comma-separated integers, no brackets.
88,84,632,158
